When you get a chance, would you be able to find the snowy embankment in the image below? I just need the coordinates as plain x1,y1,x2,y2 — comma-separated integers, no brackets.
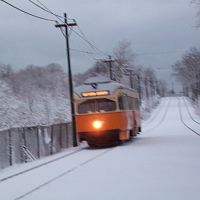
0,80,71,131
189,96,200,117
1,97,200,200
141,94,160,120
0,75,160,131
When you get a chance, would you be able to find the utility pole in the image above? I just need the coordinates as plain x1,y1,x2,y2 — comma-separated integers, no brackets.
122,66,142,104
137,73,142,105
103,55,115,80
55,13,78,147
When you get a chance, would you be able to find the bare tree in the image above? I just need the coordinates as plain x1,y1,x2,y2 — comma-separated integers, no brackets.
111,40,136,82
173,47,200,100
73,61,108,85
192,0,200,27
113,39,135,66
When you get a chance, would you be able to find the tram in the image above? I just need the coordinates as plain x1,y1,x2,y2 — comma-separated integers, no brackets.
74,76,141,147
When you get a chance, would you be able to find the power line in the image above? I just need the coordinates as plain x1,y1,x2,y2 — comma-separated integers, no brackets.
70,48,95,55
56,21,107,57
57,27,104,57
28,0,54,14
70,27,107,57
27,0,68,22
2,0,107,65
27,0,74,22
27,0,107,57
75,23,108,56
0,0,56,22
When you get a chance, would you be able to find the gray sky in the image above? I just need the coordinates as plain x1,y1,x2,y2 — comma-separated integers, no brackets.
0,0,199,86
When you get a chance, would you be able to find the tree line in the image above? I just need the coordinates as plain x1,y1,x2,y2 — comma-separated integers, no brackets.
173,47,200,101
74,40,167,109
0,63,71,130
0,40,167,130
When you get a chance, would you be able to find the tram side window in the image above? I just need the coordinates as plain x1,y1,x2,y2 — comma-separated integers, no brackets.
135,98,139,110
132,98,139,110
128,96,134,110
118,95,129,110
118,95,139,111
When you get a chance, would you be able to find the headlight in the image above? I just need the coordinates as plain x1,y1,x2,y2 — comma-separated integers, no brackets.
92,120,103,129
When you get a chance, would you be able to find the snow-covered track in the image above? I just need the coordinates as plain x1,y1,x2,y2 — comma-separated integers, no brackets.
12,147,114,200
0,148,84,183
178,97,200,137
142,98,171,133
182,97,200,125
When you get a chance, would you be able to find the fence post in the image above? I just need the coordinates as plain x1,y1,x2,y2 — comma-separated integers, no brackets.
36,127,40,159
50,126,54,155
66,123,69,147
22,128,28,163
8,129,13,166
59,124,62,149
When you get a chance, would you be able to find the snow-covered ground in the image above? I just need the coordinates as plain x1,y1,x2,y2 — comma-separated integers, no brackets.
0,97,200,200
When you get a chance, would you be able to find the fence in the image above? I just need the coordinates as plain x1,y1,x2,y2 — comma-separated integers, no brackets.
0,123,73,170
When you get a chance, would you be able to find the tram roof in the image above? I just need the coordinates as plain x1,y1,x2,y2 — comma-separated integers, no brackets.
74,76,136,97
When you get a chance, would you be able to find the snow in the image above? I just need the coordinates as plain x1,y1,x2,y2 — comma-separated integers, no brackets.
74,76,137,97
84,75,111,84
0,97,200,200
0,79,71,130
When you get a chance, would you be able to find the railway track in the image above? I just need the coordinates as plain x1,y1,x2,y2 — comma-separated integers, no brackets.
0,145,115,200
182,97,200,125
0,147,84,183
178,97,200,137
13,147,114,200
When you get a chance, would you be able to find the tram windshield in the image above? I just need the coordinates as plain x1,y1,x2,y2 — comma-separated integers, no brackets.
77,98,116,113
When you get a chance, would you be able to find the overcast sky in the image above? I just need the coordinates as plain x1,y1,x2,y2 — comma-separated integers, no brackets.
0,0,199,85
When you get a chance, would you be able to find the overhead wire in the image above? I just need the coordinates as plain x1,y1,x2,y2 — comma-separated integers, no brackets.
2,0,108,59
29,0,74,21
69,27,107,57
0,0,56,22
1,0,186,62
27,0,69,38
70,48,95,55
27,0,108,57
27,0,63,20
27,0,74,40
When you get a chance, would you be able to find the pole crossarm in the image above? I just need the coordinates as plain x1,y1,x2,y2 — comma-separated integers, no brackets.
55,22,77,28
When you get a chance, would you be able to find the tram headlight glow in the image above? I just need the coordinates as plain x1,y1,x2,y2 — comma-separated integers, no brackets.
92,120,103,129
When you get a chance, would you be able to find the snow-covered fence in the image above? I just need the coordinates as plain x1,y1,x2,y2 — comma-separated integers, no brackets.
0,123,73,170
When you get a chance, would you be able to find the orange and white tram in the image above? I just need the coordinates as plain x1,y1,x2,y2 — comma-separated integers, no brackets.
74,77,141,147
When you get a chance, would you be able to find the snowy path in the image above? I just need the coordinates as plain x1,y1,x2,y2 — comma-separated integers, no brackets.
1,97,200,200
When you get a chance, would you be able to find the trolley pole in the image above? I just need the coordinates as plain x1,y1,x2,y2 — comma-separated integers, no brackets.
55,13,78,147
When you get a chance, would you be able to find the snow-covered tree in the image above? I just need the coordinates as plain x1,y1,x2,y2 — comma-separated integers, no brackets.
173,47,200,100
0,63,71,129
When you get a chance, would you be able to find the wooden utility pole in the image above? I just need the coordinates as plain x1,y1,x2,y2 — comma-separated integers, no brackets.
55,13,78,147
103,55,115,80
